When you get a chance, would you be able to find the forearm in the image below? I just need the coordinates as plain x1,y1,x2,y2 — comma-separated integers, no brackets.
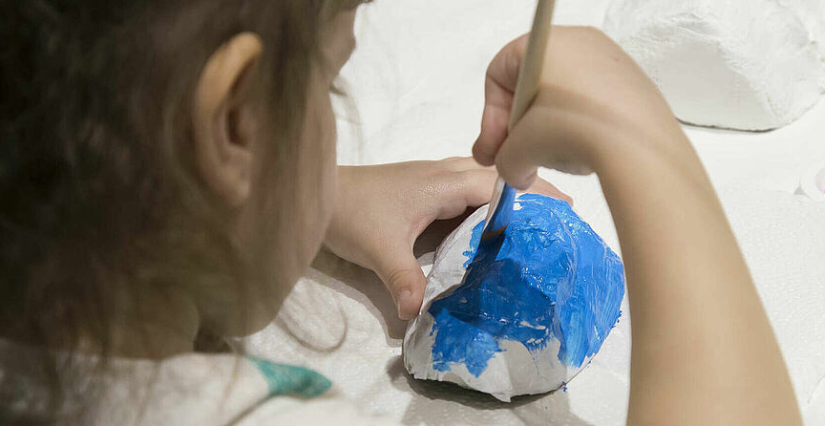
595,135,801,425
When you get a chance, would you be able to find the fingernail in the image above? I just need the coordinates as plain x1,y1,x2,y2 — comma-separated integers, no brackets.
397,289,413,320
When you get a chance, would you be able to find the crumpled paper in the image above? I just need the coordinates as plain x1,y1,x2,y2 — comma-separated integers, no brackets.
403,194,625,402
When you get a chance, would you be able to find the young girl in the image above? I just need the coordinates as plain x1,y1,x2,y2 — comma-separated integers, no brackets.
1,0,801,424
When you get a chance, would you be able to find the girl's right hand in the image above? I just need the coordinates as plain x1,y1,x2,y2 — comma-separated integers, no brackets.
476,28,803,425
473,26,690,186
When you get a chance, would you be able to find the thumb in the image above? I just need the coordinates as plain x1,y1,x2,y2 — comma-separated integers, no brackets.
374,251,428,320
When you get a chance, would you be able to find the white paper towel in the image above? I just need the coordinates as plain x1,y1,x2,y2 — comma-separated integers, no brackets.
717,189,825,425
242,188,825,425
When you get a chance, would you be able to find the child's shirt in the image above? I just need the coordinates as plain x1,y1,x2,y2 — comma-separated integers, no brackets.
0,338,395,425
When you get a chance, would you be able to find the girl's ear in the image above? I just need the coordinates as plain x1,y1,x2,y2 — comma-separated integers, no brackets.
192,32,263,208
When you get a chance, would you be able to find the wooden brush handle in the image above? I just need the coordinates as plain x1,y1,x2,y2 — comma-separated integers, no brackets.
483,0,557,235
508,0,556,131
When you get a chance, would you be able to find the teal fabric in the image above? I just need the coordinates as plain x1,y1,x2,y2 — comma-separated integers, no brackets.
247,357,332,398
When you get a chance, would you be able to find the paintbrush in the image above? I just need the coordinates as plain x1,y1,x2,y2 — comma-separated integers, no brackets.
481,0,556,241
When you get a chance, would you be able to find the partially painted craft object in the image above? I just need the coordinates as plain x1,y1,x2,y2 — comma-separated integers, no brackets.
603,0,825,131
403,194,625,402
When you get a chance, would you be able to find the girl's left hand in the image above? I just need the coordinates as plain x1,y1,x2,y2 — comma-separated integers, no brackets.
323,157,571,320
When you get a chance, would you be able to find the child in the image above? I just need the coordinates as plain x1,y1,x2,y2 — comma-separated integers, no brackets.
0,0,801,424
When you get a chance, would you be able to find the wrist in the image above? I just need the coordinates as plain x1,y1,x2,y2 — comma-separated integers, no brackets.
589,125,698,179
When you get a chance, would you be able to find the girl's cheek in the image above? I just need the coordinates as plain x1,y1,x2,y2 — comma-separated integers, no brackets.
318,93,338,234
298,76,338,258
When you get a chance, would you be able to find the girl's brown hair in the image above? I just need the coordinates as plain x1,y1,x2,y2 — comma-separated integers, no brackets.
1,0,362,423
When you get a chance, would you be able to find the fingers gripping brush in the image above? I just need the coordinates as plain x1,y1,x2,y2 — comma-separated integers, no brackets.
481,0,556,242
449,0,557,300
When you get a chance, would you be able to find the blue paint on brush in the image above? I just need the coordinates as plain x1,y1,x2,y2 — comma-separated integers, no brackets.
429,194,625,377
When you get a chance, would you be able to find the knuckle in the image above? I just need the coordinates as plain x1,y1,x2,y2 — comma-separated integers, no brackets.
455,170,476,187
460,169,493,185
449,170,489,199
473,141,497,159
441,156,471,171
386,268,420,291
581,26,610,43
505,49,522,85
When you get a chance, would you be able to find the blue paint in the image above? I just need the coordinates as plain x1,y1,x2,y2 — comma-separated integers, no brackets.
429,194,625,377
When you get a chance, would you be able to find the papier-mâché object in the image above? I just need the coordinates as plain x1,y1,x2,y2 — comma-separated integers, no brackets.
403,194,625,402
603,0,825,131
